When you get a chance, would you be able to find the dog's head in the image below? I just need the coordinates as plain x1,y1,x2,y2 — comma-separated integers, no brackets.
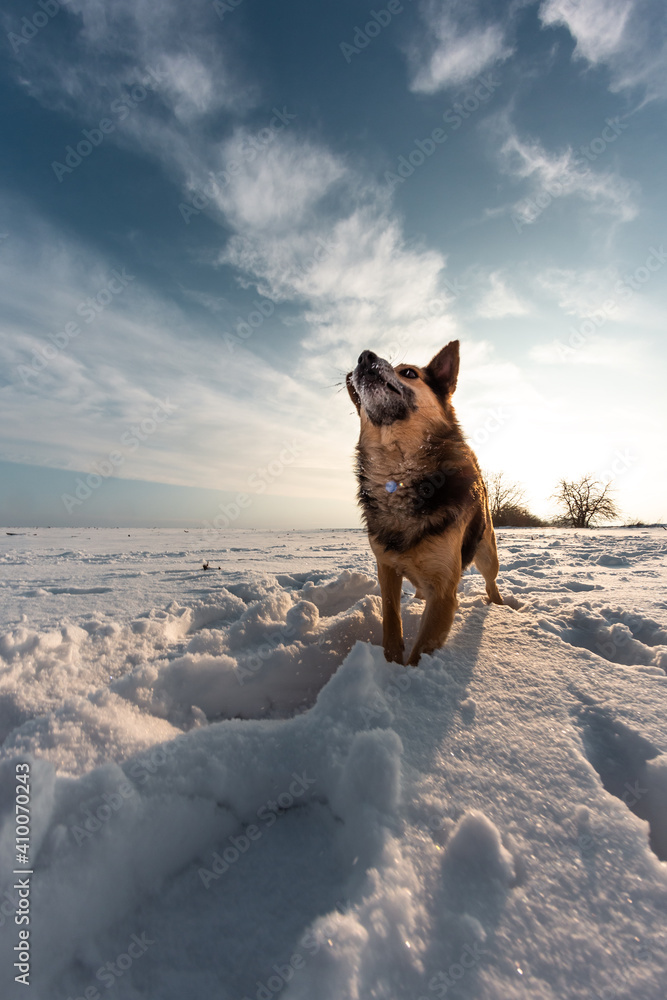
346,340,460,430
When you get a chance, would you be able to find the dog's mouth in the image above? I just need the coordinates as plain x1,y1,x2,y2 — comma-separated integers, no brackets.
354,366,404,399
350,350,416,425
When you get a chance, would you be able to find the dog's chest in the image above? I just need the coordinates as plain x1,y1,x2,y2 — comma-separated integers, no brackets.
356,440,476,542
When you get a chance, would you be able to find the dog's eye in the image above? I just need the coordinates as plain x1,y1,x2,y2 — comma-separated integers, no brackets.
399,368,419,379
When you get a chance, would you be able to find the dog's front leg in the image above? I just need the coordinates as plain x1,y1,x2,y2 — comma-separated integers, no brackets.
376,560,404,664
407,578,458,666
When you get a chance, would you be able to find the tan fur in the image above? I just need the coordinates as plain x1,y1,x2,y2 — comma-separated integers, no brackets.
371,526,467,665
473,519,503,606
348,341,503,665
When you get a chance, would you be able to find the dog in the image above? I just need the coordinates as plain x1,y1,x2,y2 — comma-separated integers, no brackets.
347,339,502,666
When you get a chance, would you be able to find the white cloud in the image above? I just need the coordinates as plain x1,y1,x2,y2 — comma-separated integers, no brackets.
535,266,619,316
178,288,230,314
0,205,355,496
219,193,459,379
5,0,464,386
476,271,530,318
408,1,513,93
207,134,346,233
69,0,250,116
498,126,639,227
534,262,667,335
222,205,442,307
5,0,256,183
540,0,633,62
158,53,219,123
6,0,463,384
529,335,640,366
539,0,667,102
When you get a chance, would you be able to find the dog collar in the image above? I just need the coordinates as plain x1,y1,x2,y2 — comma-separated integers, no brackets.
385,479,404,493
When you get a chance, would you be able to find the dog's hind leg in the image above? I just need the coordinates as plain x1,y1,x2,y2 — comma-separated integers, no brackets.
473,520,503,605
377,559,404,664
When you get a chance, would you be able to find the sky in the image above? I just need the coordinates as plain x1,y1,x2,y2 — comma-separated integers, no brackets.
0,0,666,528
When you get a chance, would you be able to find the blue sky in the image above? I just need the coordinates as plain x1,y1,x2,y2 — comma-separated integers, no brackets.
1,0,665,528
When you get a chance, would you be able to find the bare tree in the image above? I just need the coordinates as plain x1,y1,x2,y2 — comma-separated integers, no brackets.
552,475,620,528
484,471,526,522
483,471,544,527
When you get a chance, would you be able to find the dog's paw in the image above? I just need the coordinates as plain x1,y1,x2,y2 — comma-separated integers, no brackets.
384,646,405,665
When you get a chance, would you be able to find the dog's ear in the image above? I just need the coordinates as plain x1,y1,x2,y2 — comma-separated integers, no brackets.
346,372,361,413
425,340,460,397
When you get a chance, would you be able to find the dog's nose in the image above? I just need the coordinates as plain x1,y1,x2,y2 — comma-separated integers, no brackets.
358,350,377,366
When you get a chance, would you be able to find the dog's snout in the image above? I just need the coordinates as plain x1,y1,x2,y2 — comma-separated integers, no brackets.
358,350,377,367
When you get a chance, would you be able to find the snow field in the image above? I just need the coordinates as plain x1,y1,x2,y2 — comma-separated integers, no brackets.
0,527,666,998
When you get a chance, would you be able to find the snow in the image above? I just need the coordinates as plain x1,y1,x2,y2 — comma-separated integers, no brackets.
1,525,667,999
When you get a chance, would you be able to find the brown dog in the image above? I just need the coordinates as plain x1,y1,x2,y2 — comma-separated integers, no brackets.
347,340,502,666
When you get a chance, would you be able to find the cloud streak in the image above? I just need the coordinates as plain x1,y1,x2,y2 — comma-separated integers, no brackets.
497,124,639,229
476,271,530,318
406,0,513,93
539,0,667,103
